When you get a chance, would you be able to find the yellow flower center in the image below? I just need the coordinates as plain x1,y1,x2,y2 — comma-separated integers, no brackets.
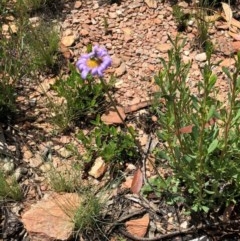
86,58,102,68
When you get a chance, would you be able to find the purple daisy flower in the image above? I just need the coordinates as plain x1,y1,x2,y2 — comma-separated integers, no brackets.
76,45,112,79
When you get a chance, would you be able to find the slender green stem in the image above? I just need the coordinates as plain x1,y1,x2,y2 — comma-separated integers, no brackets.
99,77,143,153
220,66,239,161
99,77,167,183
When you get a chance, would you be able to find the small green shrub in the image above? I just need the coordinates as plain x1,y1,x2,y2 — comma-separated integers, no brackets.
0,0,60,122
145,36,240,213
0,170,23,201
51,66,111,131
77,115,140,166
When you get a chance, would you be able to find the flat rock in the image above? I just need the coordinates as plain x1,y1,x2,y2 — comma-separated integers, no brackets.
58,147,72,158
108,12,117,19
3,162,15,174
155,43,172,53
231,41,240,52
101,106,126,124
122,27,134,42
126,213,149,237
144,0,158,8
195,52,207,62
61,35,75,47
74,1,82,9
220,58,235,67
22,192,81,241
88,157,107,178
115,62,126,77
111,55,122,68
80,28,89,36
27,153,44,168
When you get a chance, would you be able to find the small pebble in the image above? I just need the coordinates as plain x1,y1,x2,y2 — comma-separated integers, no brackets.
3,162,15,174
195,52,207,62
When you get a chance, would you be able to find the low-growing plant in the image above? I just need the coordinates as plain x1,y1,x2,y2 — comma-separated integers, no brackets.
0,170,23,201
0,0,60,122
0,22,26,121
145,36,240,213
77,115,140,166
0,0,8,17
24,21,60,72
16,0,64,14
172,5,191,32
48,164,82,193
51,65,112,131
194,0,216,49
21,0,47,11
0,81,16,122
73,192,103,234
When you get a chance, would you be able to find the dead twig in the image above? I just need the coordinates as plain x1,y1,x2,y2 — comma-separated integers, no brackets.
117,219,240,241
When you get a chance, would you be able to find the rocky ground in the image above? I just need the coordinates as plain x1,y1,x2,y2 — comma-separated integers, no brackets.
1,0,240,240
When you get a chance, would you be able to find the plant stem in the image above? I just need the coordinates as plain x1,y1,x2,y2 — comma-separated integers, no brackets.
99,77,167,185
220,64,239,161
99,77,144,152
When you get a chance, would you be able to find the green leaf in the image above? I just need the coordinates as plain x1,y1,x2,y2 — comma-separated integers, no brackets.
207,105,216,121
183,155,193,163
96,135,101,147
222,66,232,80
86,43,92,53
191,204,198,212
232,109,240,124
207,139,218,154
201,205,209,213
208,74,217,90
157,151,170,161
204,189,215,194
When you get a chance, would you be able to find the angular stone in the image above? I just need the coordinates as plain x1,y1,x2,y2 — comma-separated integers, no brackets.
58,147,72,158
155,43,172,53
126,214,149,237
28,153,44,168
74,1,82,9
101,106,126,124
61,35,75,47
80,28,89,36
22,192,81,241
220,58,235,67
88,157,107,178
109,12,117,19
115,62,126,77
9,24,18,33
144,0,158,8
111,55,122,68
195,52,207,62
122,27,134,42
3,162,15,174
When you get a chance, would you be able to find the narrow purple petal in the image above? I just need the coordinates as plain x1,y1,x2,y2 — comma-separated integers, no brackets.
91,67,98,75
79,63,88,70
85,52,95,58
81,69,89,79
93,45,108,58
102,56,112,67
97,68,104,77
